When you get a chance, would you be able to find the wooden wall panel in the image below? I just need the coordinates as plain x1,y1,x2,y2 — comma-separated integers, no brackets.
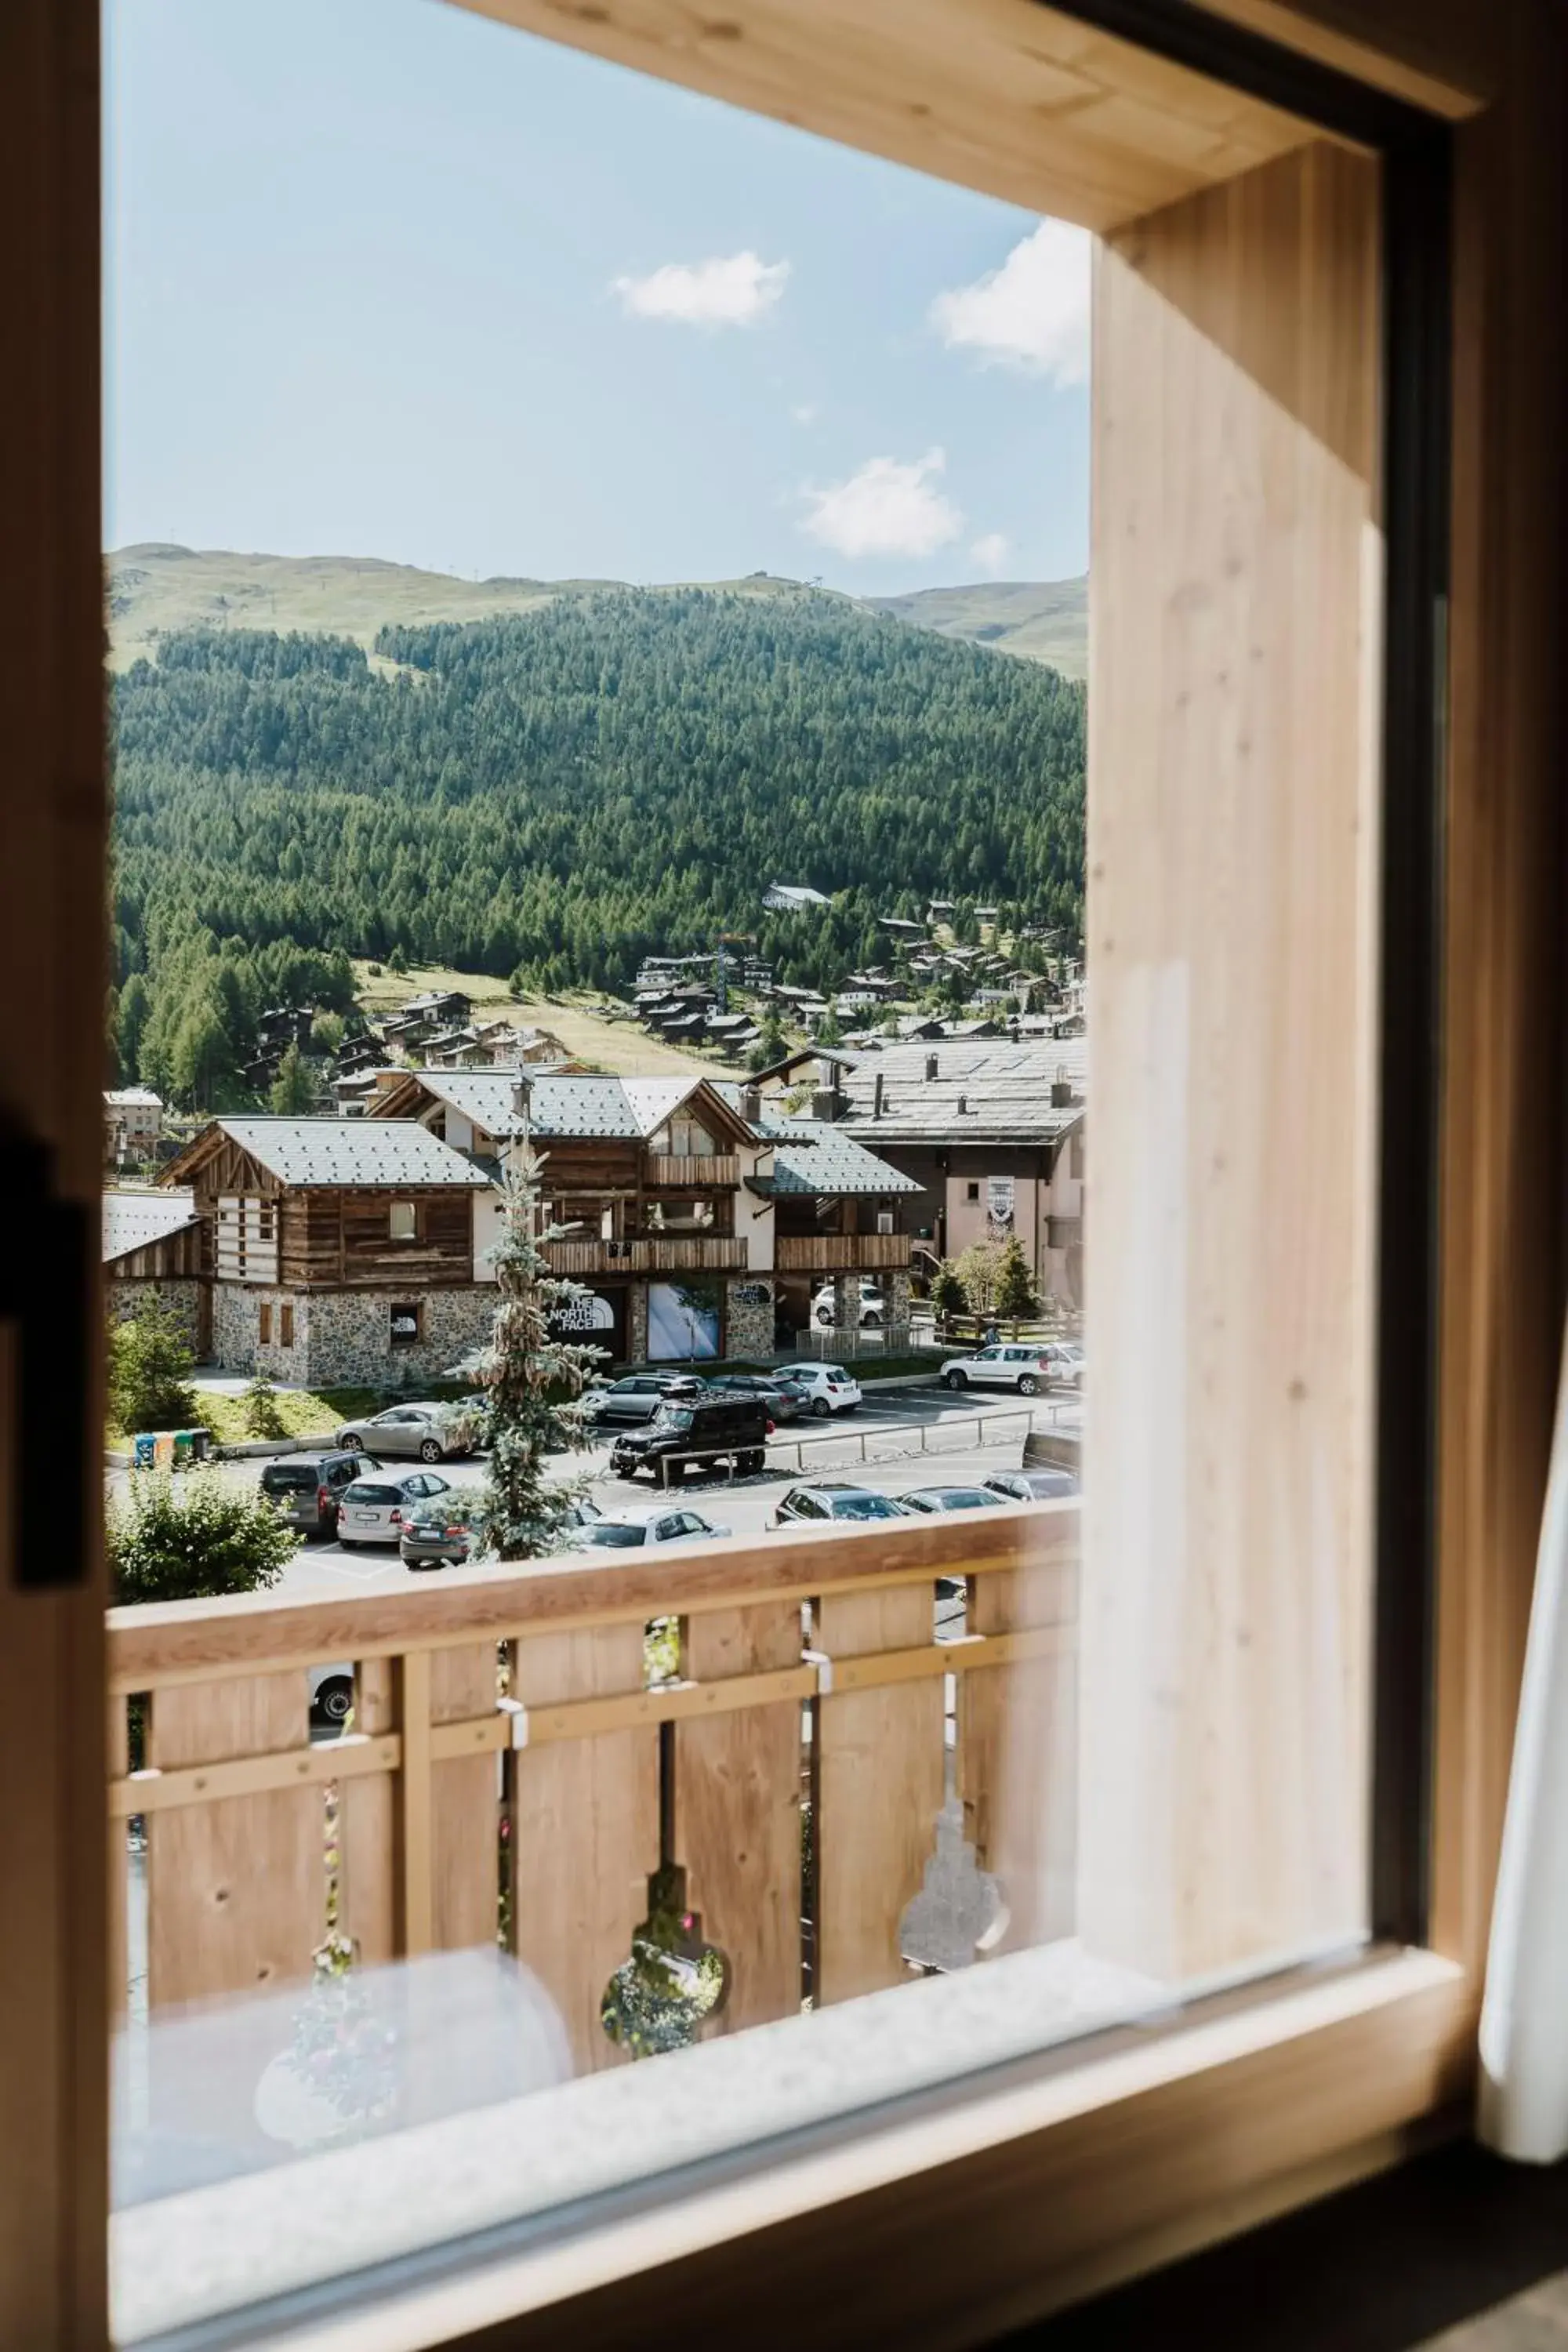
338,1657,396,1965
0,9,107,2339
1080,141,1383,1983
1432,9,1568,1981
145,1671,324,2006
815,1584,943,2004
511,1626,660,2072
962,1559,1079,1953
430,1641,503,1952
676,1600,803,2034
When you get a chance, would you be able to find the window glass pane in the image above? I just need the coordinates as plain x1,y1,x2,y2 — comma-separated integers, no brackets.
103,2,1386,2336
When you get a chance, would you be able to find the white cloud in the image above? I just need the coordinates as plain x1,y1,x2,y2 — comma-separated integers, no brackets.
971,532,1010,574
612,251,789,328
929,219,1090,384
791,402,819,426
799,448,964,561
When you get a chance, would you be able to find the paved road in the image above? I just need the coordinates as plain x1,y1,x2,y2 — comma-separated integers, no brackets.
108,1381,1081,1601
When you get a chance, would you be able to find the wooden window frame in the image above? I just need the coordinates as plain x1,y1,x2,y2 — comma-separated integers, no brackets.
5,0,1563,2342
278,1302,296,1350
390,1198,419,1242
258,1302,272,1348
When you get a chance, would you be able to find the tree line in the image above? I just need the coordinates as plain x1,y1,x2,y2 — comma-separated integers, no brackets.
110,586,1086,1105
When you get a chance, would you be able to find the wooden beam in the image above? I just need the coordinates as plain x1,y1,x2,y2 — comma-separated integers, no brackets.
452,0,1333,236
107,1512,1079,1690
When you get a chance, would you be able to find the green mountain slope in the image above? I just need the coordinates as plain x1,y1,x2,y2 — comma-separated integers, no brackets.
107,546,1088,679
110,588,1085,1101
863,579,1087,678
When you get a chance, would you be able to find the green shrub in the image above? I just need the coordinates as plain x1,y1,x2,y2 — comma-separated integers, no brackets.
107,1299,198,1432
109,1471,299,1605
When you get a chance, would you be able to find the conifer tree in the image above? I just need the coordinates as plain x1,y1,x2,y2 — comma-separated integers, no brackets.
994,1236,1040,1337
465,1095,604,1559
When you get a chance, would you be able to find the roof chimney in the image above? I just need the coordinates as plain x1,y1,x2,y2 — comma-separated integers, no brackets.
873,1072,884,1120
740,1085,763,1127
1051,1065,1073,1108
811,1085,845,1123
957,1093,968,1115
510,1074,533,1127
924,1053,939,1082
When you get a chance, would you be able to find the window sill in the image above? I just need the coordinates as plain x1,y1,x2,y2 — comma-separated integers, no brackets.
114,1945,1469,2352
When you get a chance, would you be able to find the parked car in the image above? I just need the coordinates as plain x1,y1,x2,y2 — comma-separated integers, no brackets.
705,1371,804,1423
982,1468,1080,1502
899,1483,1013,1515
335,1403,475,1463
260,1450,370,1540
309,1662,356,1727
811,1278,886,1329
398,1489,485,1570
336,1468,452,1547
939,1344,1055,1395
771,1483,913,1527
779,1363,862,1417
572,1504,731,1550
611,1395,771,1486
581,1374,706,1428
1038,1342,1083,1388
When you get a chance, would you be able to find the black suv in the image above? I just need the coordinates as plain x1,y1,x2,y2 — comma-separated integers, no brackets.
260,1450,375,1539
610,1396,771,1486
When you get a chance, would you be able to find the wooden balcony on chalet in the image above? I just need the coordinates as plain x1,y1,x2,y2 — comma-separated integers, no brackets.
543,1234,748,1276
641,1152,739,1190
107,1503,1077,2061
774,1232,913,1274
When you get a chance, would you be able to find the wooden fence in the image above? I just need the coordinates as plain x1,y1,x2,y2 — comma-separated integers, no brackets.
108,1507,1077,2072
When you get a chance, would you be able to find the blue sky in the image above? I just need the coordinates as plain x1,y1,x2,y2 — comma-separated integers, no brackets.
105,0,1089,592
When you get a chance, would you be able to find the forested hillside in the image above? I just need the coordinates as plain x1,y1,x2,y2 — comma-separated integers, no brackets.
110,587,1085,1099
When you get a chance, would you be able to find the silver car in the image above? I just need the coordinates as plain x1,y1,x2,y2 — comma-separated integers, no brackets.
336,1468,453,1547
335,1403,474,1463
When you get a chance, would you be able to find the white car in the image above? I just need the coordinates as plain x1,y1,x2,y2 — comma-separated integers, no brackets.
1039,1342,1083,1388
811,1278,885,1330
571,1504,731,1551
336,1468,453,1546
781,1363,862,1417
939,1344,1054,1396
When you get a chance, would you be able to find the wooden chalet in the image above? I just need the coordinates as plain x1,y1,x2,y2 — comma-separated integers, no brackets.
160,1116,495,1385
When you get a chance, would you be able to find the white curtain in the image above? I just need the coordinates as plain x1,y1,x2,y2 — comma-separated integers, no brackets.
1479,1313,1568,2159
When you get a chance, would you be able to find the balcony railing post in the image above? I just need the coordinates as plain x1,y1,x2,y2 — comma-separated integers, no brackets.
397,1648,434,1956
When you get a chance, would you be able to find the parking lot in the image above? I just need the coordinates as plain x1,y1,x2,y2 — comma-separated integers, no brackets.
111,1380,1081,1598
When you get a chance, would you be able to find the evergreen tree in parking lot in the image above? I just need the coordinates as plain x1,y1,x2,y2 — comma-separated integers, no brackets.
462,1095,605,1559
994,1236,1040,1337
929,1260,968,1338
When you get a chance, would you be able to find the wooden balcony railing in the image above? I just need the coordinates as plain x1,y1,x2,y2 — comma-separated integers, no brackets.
108,1506,1077,2068
543,1236,747,1276
642,1153,739,1189
774,1232,913,1273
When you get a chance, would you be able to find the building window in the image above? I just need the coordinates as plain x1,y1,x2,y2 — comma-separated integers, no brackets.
966,1180,980,1202
278,1304,294,1348
390,1200,417,1240
390,1302,420,1346
258,1205,274,1240
258,1303,271,1346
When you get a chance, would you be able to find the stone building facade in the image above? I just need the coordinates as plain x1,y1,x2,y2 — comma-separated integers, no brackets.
212,1281,495,1392
105,1275,204,1354
723,1278,777,1360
